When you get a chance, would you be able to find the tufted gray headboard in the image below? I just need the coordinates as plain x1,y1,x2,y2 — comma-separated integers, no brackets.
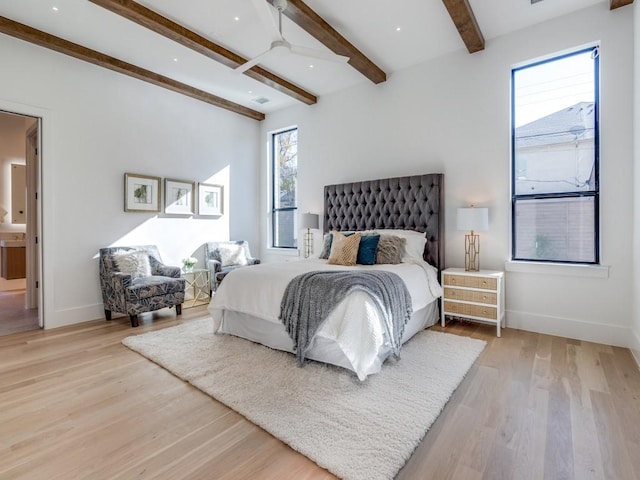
323,173,444,273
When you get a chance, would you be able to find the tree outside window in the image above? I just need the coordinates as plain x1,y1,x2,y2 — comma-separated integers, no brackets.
272,128,298,248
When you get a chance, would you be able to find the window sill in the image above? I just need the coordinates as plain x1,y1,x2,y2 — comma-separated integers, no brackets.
504,260,609,279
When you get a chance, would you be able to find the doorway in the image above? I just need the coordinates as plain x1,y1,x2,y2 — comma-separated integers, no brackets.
0,110,41,336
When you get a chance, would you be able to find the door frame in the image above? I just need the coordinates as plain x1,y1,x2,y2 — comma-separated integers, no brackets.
0,99,49,329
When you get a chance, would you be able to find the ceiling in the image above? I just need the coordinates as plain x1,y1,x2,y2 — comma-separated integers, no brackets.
0,0,626,120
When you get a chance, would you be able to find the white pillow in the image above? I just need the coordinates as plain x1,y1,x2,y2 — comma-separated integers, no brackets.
113,251,152,278
218,244,248,267
377,229,426,261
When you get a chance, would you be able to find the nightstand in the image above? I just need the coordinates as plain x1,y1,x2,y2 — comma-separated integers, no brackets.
181,268,211,308
441,268,505,337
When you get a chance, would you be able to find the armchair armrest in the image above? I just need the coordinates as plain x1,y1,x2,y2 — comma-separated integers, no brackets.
149,256,181,278
154,264,181,278
111,271,132,290
207,258,222,274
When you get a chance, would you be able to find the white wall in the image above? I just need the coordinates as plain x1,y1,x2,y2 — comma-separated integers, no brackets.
632,2,640,366
0,34,261,328
0,113,28,234
260,4,635,347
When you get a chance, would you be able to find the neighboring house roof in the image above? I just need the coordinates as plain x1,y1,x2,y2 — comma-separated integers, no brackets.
516,102,595,148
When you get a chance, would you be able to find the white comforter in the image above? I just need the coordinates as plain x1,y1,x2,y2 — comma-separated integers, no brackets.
208,258,443,380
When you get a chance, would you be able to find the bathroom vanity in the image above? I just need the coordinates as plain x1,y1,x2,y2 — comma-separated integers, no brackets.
1,240,26,279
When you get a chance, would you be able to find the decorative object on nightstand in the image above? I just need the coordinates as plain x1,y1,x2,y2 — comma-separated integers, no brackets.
441,268,505,337
456,206,489,271
302,212,319,258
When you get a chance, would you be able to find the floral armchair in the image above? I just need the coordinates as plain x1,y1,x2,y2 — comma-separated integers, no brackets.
99,245,186,327
205,241,260,292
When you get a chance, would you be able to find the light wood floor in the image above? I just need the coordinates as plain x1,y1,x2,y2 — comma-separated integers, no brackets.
1,307,638,480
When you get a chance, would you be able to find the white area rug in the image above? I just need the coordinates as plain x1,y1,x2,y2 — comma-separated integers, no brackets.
123,317,486,480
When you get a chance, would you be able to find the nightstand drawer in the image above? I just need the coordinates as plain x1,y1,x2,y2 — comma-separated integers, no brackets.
443,274,497,290
444,287,497,305
444,301,497,320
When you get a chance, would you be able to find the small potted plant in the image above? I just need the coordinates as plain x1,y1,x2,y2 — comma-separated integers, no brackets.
182,256,197,272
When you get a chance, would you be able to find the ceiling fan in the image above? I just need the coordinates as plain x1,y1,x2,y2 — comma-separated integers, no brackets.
235,0,350,73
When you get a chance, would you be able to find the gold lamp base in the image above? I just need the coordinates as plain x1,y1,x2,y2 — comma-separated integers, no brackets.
464,231,480,271
304,228,314,258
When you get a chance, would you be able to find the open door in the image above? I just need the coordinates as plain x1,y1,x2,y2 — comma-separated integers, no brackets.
25,122,41,325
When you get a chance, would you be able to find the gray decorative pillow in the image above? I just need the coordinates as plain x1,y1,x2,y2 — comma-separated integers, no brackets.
375,236,406,264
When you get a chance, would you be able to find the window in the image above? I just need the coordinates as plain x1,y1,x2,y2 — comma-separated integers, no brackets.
511,47,599,264
271,127,298,248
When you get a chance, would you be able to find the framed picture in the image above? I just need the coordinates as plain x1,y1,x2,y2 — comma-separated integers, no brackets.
164,178,195,215
198,183,223,216
124,173,161,213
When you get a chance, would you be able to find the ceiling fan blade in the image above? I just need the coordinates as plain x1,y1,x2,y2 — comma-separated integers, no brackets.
290,45,349,64
235,49,274,73
250,0,282,42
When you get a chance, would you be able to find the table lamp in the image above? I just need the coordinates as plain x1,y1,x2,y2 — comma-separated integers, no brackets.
456,206,489,271
301,213,319,258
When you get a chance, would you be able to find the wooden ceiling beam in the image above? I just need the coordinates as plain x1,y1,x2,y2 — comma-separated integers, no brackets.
268,0,387,84
442,0,485,54
0,16,265,121
610,0,634,9
89,0,317,105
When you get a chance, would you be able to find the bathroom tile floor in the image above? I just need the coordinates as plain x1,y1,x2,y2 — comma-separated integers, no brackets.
0,289,39,336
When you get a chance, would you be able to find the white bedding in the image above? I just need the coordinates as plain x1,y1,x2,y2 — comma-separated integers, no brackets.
207,258,443,380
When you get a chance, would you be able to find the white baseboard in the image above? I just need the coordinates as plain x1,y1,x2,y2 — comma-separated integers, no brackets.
506,309,633,349
46,303,105,329
631,328,640,370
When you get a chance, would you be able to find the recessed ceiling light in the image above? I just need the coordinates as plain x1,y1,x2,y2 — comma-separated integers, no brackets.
173,58,178,62
234,16,240,21
248,90,253,94
308,64,314,69
52,6,59,12
395,26,402,32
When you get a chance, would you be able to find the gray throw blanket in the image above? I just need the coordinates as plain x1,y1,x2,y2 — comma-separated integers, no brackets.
279,270,413,366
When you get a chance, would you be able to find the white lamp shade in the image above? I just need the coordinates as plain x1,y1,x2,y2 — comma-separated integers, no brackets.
301,213,319,230
456,207,489,232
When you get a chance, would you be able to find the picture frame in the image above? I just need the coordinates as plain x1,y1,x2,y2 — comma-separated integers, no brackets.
124,173,161,213
198,183,223,216
164,178,195,215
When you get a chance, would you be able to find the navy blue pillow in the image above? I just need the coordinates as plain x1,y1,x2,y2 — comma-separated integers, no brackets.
356,234,380,265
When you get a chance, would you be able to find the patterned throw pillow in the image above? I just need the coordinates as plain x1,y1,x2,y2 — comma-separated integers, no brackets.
319,234,332,259
375,236,406,264
113,251,152,278
327,231,361,266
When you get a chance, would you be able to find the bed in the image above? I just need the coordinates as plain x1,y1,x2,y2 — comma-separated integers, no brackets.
208,173,444,380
